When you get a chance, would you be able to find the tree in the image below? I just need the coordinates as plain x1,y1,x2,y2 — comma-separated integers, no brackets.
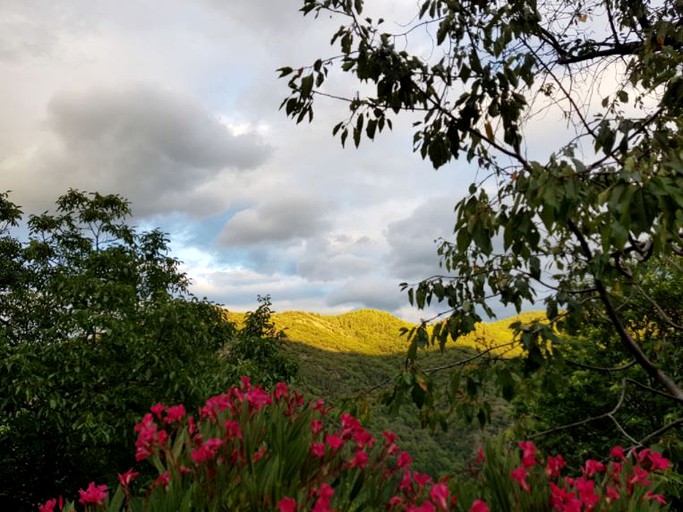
0,190,296,510
280,0,683,445
223,295,300,388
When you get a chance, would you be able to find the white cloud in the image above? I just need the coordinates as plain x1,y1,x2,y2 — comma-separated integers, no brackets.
0,0,531,324
219,195,333,246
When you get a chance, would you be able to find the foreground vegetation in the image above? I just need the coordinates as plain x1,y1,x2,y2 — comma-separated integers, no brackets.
39,380,673,512
0,191,297,510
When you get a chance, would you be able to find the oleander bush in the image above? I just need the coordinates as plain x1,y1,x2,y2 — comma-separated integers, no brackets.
40,379,671,511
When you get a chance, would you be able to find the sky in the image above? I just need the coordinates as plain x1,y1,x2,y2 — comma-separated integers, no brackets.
0,0,570,322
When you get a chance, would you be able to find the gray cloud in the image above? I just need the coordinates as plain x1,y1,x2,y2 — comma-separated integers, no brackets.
326,277,406,312
386,197,455,281
219,195,332,246
296,235,378,281
48,86,269,171
5,85,271,216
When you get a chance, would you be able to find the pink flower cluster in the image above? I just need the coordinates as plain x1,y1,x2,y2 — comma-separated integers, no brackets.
504,440,670,511
134,378,493,512
37,380,671,512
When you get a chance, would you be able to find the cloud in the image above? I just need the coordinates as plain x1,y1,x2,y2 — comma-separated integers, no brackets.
0,0,529,323
326,277,406,312
219,195,332,246
295,235,378,281
3,85,271,216
386,197,455,281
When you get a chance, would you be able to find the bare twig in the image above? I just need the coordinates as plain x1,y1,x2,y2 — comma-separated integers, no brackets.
566,359,638,373
633,418,683,448
528,378,636,442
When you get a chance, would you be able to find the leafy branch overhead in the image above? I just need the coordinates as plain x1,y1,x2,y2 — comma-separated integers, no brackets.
280,0,683,430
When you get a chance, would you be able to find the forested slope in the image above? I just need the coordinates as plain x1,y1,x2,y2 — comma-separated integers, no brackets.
224,308,543,476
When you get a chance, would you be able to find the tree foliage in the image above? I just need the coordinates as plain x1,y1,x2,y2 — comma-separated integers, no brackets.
0,191,296,510
512,256,683,500
223,295,300,388
280,0,683,444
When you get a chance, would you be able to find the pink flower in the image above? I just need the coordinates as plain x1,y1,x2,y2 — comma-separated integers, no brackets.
606,486,620,501
150,403,165,419
399,470,412,492
164,404,186,424
224,420,243,440
386,442,400,456
407,501,435,512
550,482,583,512
383,431,398,445
396,451,413,469
545,454,566,477
311,442,326,458
312,398,330,415
253,445,268,463
240,375,252,390
475,447,485,465
413,472,432,489
518,441,537,467
573,477,599,509
610,446,626,461
155,472,170,488
78,482,108,506
636,448,651,464
246,387,272,411
318,483,334,500
353,428,375,449
117,468,139,488
582,459,605,477
646,451,670,471
469,499,489,512
312,483,334,512
134,413,161,461
191,438,225,464
609,461,623,479
340,412,362,436
628,466,652,487
278,496,297,512
275,382,289,400
311,420,324,434
349,449,369,469
430,482,450,511
646,491,667,505
188,415,197,435
388,496,404,508
510,466,530,492
38,499,57,512
325,433,345,450
201,393,232,420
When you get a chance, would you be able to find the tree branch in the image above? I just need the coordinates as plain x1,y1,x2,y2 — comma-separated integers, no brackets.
566,359,638,373
528,378,636,443
556,42,641,65
424,341,517,374
633,417,683,448
566,219,683,402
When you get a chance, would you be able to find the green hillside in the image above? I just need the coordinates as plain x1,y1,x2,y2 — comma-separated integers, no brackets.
223,308,544,476
225,308,544,397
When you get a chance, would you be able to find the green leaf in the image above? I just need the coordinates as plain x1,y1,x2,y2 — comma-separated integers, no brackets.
300,74,314,97
277,66,294,77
